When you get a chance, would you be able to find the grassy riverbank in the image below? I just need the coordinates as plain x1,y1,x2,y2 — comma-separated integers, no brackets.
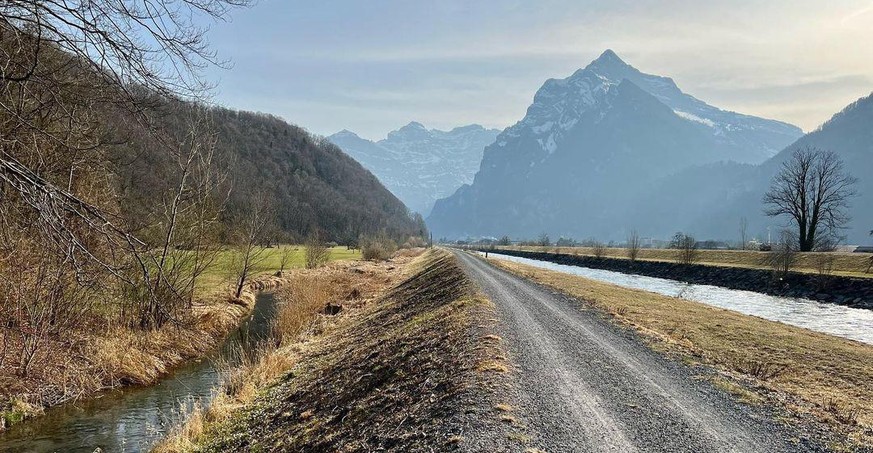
157,249,512,452
495,246,873,278
0,246,359,431
488,255,873,449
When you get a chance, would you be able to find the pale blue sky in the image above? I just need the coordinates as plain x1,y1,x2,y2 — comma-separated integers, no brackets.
204,0,873,140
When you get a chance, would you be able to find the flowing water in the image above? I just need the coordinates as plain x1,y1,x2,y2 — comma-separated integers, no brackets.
0,293,278,453
483,252,873,345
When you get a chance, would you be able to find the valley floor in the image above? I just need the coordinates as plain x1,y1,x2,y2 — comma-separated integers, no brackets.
159,248,870,452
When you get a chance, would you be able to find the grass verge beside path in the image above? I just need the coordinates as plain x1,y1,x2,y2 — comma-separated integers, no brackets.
489,256,873,450
498,246,873,279
160,249,512,452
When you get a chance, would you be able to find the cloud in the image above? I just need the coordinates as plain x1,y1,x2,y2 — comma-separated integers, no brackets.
841,2,873,26
205,0,873,137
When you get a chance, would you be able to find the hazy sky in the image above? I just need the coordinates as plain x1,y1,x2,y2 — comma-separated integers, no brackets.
204,0,873,140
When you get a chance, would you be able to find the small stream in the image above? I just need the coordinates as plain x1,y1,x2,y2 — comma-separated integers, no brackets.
483,252,873,345
0,293,278,453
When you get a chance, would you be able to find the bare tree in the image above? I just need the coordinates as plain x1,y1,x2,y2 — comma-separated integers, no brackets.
763,148,857,252
739,217,748,250
497,235,511,246
230,195,274,299
1,1,251,98
671,232,700,266
305,231,330,269
0,0,250,316
538,233,551,248
627,230,641,262
278,245,294,274
129,112,229,328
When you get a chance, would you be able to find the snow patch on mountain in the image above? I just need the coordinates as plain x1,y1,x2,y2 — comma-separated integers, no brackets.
493,49,802,165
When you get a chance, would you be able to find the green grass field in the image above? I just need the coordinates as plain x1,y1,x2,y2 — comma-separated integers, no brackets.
199,246,362,295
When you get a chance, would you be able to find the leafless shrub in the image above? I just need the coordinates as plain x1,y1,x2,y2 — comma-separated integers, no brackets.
671,232,700,266
277,245,293,274
823,399,860,426
627,230,641,262
229,194,274,299
592,241,607,259
766,229,798,277
305,232,329,269
732,359,789,381
0,242,92,376
814,254,836,277
360,235,397,261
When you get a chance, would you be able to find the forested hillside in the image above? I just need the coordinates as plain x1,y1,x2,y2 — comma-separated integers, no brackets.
119,102,423,245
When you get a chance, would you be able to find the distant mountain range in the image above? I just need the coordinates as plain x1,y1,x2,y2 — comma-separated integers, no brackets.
428,50,870,243
328,122,500,215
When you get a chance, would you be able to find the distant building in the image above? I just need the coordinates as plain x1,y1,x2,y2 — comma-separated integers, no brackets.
695,240,730,250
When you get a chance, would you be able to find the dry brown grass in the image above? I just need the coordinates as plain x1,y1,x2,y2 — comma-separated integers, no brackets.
155,256,419,452
273,276,331,344
176,250,512,452
491,258,873,447
501,246,873,278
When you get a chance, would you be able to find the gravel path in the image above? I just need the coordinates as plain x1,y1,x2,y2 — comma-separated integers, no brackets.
454,250,823,453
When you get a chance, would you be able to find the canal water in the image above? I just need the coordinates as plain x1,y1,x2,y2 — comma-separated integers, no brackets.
0,293,277,453
483,252,873,345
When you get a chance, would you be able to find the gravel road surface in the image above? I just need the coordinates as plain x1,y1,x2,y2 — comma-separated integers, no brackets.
453,250,822,453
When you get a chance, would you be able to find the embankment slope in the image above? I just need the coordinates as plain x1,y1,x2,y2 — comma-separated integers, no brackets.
197,249,512,452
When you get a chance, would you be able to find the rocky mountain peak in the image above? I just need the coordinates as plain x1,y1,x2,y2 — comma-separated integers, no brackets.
389,121,431,140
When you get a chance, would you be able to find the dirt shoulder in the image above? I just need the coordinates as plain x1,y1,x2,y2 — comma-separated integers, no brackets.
187,249,512,452
489,255,873,450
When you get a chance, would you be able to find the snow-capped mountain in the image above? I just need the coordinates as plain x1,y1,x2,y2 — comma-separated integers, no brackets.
583,50,802,164
428,50,805,239
494,49,801,168
329,123,500,215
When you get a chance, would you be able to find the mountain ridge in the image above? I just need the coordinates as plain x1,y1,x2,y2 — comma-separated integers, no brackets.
428,50,807,240
329,122,500,215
